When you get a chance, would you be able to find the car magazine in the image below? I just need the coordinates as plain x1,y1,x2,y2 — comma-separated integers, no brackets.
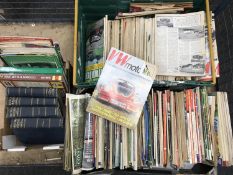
87,48,157,129
85,17,108,83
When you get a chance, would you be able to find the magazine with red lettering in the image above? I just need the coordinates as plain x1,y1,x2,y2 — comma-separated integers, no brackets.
87,48,157,129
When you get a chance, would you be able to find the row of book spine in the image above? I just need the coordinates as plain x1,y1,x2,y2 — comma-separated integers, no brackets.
64,88,233,173
6,87,64,129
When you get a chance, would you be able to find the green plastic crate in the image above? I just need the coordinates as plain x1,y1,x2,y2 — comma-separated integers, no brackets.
75,0,207,88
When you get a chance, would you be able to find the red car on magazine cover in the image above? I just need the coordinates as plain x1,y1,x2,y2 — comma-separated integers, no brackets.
96,79,140,113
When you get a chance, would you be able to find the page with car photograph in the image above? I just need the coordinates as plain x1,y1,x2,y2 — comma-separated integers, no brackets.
154,11,206,76
87,48,157,129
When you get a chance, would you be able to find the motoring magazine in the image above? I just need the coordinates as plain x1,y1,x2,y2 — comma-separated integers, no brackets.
87,48,157,129
85,16,108,83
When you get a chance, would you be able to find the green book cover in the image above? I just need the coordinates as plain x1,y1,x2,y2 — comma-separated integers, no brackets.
0,54,63,68
0,67,63,74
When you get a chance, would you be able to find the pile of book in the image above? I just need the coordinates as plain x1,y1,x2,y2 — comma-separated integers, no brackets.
5,87,65,144
64,88,233,173
0,36,69,145
0,36,69,91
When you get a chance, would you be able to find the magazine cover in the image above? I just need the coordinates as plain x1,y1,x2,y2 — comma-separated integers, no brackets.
85,17,106,83
87,48,157,129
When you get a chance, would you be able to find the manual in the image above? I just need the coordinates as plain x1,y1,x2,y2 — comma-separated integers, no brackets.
87,48,157,129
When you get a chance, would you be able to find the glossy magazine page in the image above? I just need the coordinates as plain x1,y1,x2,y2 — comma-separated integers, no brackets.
87,48,157,129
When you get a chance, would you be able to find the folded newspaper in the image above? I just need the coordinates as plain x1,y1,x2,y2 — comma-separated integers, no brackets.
87,48,157,129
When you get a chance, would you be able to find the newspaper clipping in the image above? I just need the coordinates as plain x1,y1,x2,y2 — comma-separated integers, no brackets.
155,11,206,76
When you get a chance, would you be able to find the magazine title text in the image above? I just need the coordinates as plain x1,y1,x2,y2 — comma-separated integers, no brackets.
107,48,142,74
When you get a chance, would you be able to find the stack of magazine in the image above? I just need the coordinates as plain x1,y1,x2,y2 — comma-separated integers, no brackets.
69,2,229,174
0,36,69,91
84,11,219,83
64,89,233,173
65,49,233,174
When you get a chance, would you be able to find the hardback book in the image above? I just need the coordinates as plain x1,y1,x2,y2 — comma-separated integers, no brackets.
0,72,69,91
7,97,60,106
0,36,64,68
87,48,157,129
10,117,64,128
0,36,53,47
13,128,64,144
0,67,64,75
6,87,60,97
0,48,64,68
6,106,62,118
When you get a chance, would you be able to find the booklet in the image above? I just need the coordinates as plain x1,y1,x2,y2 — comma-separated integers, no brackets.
87,48,157,129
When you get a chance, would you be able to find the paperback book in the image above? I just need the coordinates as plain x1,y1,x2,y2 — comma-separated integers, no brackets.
87,48,157,129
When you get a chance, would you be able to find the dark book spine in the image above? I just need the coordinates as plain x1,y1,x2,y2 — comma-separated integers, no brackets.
7,97,59,106
7,87,58,97
10,118,64,128
6,107,62,118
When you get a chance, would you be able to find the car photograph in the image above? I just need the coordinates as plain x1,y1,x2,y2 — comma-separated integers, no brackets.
96,79,140,113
